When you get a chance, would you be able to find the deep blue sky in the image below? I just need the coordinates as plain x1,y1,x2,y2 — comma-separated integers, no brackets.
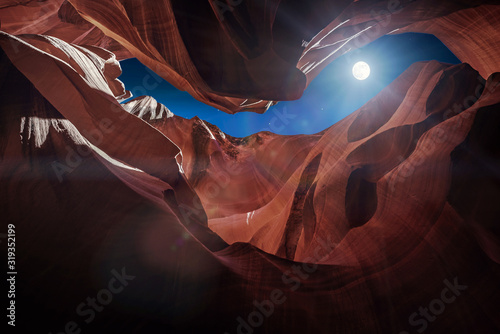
119,33,460,137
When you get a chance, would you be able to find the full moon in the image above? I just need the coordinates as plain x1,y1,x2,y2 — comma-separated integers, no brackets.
352,61,370,80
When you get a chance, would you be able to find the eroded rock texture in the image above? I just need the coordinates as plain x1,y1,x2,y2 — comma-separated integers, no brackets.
2,0,500,113
1,1,500,334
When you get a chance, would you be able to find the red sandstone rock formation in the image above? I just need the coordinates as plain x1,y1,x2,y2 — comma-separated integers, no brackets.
2,1,500,113
123,95,323,219
1,1,500,334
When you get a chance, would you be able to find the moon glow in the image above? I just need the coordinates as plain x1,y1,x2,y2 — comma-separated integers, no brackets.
352,61,370,80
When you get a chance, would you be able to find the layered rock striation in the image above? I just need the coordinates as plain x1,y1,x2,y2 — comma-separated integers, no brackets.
1,1,500,333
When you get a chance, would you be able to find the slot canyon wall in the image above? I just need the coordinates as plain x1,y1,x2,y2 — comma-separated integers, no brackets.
1,1,499,333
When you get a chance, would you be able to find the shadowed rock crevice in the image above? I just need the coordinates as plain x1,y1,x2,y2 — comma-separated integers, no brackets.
346,62,485,189
302,181,318,246
345,168,378,228
425,63,484,117
277,153,322,260
3,2,500,333
189,119,212,187
448,100,500,263
347,62,427,143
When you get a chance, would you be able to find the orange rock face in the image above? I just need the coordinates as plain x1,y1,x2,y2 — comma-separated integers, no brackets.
3,0,500,113
1,1,500,334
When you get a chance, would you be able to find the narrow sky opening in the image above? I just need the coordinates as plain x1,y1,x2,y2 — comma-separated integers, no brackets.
119,33,460,137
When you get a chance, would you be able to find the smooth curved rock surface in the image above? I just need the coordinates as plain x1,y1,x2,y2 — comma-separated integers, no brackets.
1,2,500,334
124,97,323,219
2,0,500,113
0,0,132,59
